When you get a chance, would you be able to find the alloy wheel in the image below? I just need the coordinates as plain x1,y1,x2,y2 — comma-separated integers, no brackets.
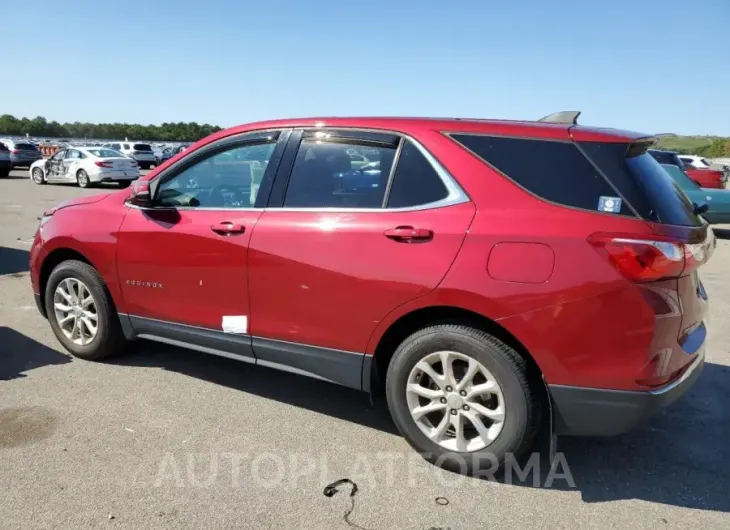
32,168,44,184
77,171,89,188
406,351,505,452
53,278,99,346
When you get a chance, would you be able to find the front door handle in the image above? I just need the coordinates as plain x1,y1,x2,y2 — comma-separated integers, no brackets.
384,226,433,242
210,221,245,235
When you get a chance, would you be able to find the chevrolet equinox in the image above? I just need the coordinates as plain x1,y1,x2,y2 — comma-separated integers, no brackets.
30,112,712,472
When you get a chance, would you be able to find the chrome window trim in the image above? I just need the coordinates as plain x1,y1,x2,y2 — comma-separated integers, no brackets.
130,128,470,214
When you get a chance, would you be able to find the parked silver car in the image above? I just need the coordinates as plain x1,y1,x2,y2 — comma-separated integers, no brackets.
0,138,43,168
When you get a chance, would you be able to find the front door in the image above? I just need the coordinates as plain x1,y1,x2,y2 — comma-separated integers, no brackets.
248,130,475,357
46,149,66,180
115,131,288,342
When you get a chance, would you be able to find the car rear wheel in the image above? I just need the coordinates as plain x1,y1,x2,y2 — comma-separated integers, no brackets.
76,169,91,188
45,260,127,361
31,167,45,184
385,325,541,474
0,169,9,179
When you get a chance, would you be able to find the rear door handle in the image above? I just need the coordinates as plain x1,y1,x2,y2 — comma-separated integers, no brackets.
210,221,245,235
384,226,433,242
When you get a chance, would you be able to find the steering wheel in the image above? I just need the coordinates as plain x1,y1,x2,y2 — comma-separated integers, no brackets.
207,183,246,207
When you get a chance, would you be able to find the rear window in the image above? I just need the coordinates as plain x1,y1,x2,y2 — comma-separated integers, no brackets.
581,142,702,227
661,163,700,189
133,144,152,151
450,134,634,216
88,149,123,158
15,143,37,151
650,150,684,168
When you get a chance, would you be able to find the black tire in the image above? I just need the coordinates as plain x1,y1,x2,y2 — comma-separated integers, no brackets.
45,260,126,361
76,169,91,188
31,167,45,184
385,325,541,474
0,169,9,179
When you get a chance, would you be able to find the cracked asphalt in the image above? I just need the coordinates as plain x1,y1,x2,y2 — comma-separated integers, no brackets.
1,169,729,529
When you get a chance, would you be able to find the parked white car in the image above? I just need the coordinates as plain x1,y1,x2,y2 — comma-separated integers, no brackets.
29,147,140,188
679,155,714,169
100,141,156,169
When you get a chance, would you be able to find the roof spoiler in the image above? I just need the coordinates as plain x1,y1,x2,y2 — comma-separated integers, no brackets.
537,111,581,125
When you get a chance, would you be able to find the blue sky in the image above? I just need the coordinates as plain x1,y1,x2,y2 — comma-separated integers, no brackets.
2,0,728,135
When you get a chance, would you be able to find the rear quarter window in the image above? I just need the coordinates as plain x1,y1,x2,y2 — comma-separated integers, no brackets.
449,134,634,216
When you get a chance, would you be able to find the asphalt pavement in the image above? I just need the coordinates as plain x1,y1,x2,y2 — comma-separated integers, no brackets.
1,168,729,529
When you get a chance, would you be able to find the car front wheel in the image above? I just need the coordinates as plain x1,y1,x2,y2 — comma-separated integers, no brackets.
385,325,541,474
45,260,127,361
31,167,45,184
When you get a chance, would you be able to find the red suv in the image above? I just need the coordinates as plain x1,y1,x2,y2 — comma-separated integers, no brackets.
30,113,712,472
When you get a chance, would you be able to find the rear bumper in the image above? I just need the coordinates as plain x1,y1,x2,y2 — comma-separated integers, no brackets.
550,348,705,436
89,170,140,182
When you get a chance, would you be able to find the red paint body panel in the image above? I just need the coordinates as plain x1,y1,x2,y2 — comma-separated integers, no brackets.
115,207,263,330
29,116,710,398
686,167,725,189
248,203,475,352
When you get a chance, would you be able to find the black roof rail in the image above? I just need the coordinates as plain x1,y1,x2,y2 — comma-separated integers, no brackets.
537,111,581,125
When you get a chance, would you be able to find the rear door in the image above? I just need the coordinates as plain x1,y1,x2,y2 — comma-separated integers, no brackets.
248,129,475,359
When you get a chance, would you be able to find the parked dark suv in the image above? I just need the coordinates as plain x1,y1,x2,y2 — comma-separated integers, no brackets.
30,113,712,472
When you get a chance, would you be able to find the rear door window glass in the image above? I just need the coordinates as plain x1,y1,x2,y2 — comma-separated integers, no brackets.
450,134,633,216
283,139,396,208
386,140,448,208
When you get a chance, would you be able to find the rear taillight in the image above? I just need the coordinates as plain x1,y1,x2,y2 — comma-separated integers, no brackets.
11,149,20,154
588,232,714,282
95,161,113,168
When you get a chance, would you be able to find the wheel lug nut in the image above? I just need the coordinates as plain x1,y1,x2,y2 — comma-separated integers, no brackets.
440,398,446,404
463,405,470,411
450,409,457,415
445,386,453,392
459,390,466,397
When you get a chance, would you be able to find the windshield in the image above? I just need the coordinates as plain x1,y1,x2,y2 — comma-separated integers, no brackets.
87,149,124,158
660,163,700,190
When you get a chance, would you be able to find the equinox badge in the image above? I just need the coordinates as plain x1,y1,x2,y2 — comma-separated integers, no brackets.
126,280,164,289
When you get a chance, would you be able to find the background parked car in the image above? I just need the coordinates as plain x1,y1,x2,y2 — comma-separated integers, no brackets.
659,163,730,224
0,141,11,178
649,149,726,189
0,138,43,167
101,141,156,169
29,146,140,188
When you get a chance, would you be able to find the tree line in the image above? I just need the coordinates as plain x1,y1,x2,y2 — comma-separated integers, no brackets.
0,114,223,143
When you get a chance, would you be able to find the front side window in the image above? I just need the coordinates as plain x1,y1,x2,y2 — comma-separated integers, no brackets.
51,149,66,161
156,141,277,208
283,140,396,208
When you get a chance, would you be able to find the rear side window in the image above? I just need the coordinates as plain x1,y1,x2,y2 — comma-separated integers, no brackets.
387,140,448,208
581,143,702,227
134,143,152,151
450,134,633,216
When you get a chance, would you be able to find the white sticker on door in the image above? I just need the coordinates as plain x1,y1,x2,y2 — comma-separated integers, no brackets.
222,315,248,334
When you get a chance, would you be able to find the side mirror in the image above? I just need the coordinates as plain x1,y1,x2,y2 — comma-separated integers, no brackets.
127,180,153,208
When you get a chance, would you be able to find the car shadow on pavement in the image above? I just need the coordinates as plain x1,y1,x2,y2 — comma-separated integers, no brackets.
115,341,399,435
515,361,730,513
0,246,30,275
113,342,730,512
0,326,72,381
